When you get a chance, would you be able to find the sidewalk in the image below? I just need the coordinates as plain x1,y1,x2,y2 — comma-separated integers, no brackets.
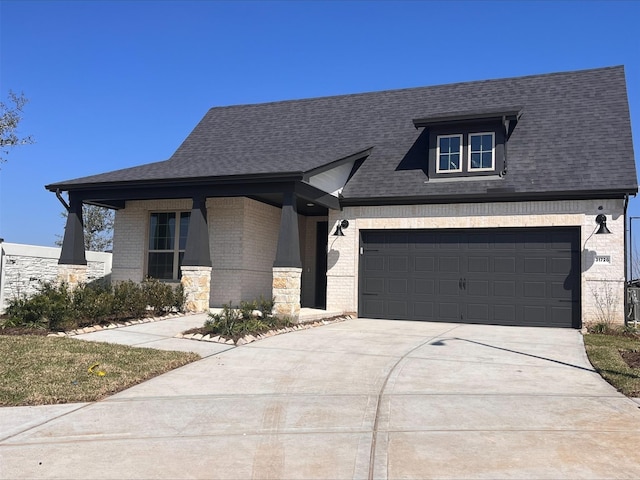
71,313,235,357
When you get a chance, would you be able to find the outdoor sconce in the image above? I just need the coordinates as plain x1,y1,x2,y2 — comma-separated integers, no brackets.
595,214,612,234
333,219,349,236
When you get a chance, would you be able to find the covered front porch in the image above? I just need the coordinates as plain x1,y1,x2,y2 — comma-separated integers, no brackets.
53,179,341,320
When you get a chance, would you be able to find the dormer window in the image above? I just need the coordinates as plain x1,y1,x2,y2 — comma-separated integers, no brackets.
436,135,462,173
469,133,495,171
413,107,521,180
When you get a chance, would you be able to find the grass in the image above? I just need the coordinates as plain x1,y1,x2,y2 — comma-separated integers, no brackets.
0,335,199,406
583,331,640,397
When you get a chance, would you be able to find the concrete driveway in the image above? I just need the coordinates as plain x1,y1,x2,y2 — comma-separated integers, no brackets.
1,318,640,479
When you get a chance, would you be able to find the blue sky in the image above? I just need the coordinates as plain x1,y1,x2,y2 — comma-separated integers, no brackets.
1,0,639,247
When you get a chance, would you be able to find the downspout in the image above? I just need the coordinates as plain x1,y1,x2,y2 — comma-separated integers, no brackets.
624,193,630,324
501,115,510,177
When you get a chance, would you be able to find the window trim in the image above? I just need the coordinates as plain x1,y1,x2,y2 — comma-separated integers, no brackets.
467,132,495,172
147,210,190,281
435,134,463,174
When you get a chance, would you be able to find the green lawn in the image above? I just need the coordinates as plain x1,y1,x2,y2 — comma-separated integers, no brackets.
583,332,640,397
0,335,199,406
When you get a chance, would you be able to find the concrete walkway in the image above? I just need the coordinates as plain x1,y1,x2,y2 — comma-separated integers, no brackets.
2,318,640,479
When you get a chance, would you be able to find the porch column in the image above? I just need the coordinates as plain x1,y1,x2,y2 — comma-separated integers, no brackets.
181,195,212,313
273,191,302,320
58,194,87,289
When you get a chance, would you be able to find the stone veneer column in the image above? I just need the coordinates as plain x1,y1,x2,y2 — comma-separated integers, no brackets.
272,267,302,320
57,264,87,290
181,266,212,313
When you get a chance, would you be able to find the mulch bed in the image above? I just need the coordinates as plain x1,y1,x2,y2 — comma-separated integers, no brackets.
621,350,640,369
0,327,50,336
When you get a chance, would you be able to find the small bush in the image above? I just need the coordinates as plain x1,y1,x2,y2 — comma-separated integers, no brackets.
587,321,615,335
203,297,290,339
5,282,74,331
110,280,146,320
73,283,114,326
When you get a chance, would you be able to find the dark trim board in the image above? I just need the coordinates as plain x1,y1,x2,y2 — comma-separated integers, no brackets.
358,227,581,328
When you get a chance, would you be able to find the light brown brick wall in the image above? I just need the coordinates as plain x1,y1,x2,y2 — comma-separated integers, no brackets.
327,199,626,325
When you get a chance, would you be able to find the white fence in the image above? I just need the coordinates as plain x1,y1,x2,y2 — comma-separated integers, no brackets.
0,242,112,313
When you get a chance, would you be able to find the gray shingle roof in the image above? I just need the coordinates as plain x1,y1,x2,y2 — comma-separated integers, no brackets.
48,66,637,200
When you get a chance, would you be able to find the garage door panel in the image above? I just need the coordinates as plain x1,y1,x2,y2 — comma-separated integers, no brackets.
384,232,409,250
551,257,572,274
414,279,435,295
387,301,408,318
494,233,517,248
439,257,460,273
415,256,435,272
438,303,460,320
388,278,408,295
439,279,461,296
494,257,516,273
389,256,408,272
412,232,437,248
439,234,462,249
551,282,571,299
523,281,546,298
467,279,489,296
364,256,384,272
552,306,573,325
524,257,547,274
523,305,547,324
359,228,579,328
363,278,384,295
494,281,516,297
468,233,490,249
467,304,489,321
414,302,434,319
468,257,489,273
362,298,384,317
494,304,516,322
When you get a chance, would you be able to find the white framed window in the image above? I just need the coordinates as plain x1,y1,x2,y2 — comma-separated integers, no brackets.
468,132,495,171
147,211,190,280
436,134,463,173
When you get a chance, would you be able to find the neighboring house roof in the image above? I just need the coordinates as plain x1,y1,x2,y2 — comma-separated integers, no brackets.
47,66,637,204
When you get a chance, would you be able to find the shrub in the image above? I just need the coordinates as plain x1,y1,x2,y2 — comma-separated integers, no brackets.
112,281,147,320
141,278,185,314
5,282,74,331
4,278,186,331
203,297,290,339
72,283,114,326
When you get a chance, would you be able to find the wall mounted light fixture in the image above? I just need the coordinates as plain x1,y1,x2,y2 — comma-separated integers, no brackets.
595,214,612,234
333,219,349,236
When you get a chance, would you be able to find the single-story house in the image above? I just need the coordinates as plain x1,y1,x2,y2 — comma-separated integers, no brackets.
47,66,637,328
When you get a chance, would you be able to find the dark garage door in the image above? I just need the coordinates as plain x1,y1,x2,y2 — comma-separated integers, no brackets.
359,228,580,328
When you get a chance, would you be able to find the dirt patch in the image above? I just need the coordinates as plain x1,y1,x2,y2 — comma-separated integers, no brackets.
621,350,640,369
0,327,50,336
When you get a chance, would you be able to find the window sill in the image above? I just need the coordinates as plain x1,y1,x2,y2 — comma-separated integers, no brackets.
424,174,502,184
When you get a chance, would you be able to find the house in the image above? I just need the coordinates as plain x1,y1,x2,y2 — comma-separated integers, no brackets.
46,66,637,328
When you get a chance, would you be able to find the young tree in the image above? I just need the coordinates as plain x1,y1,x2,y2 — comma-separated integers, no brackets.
0,90,35,164
56,205,115,252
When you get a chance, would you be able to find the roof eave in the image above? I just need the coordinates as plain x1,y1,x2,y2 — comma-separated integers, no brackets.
46,171,306,193
340,188,638,207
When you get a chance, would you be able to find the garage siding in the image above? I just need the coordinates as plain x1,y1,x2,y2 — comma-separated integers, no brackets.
359,228,580,328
